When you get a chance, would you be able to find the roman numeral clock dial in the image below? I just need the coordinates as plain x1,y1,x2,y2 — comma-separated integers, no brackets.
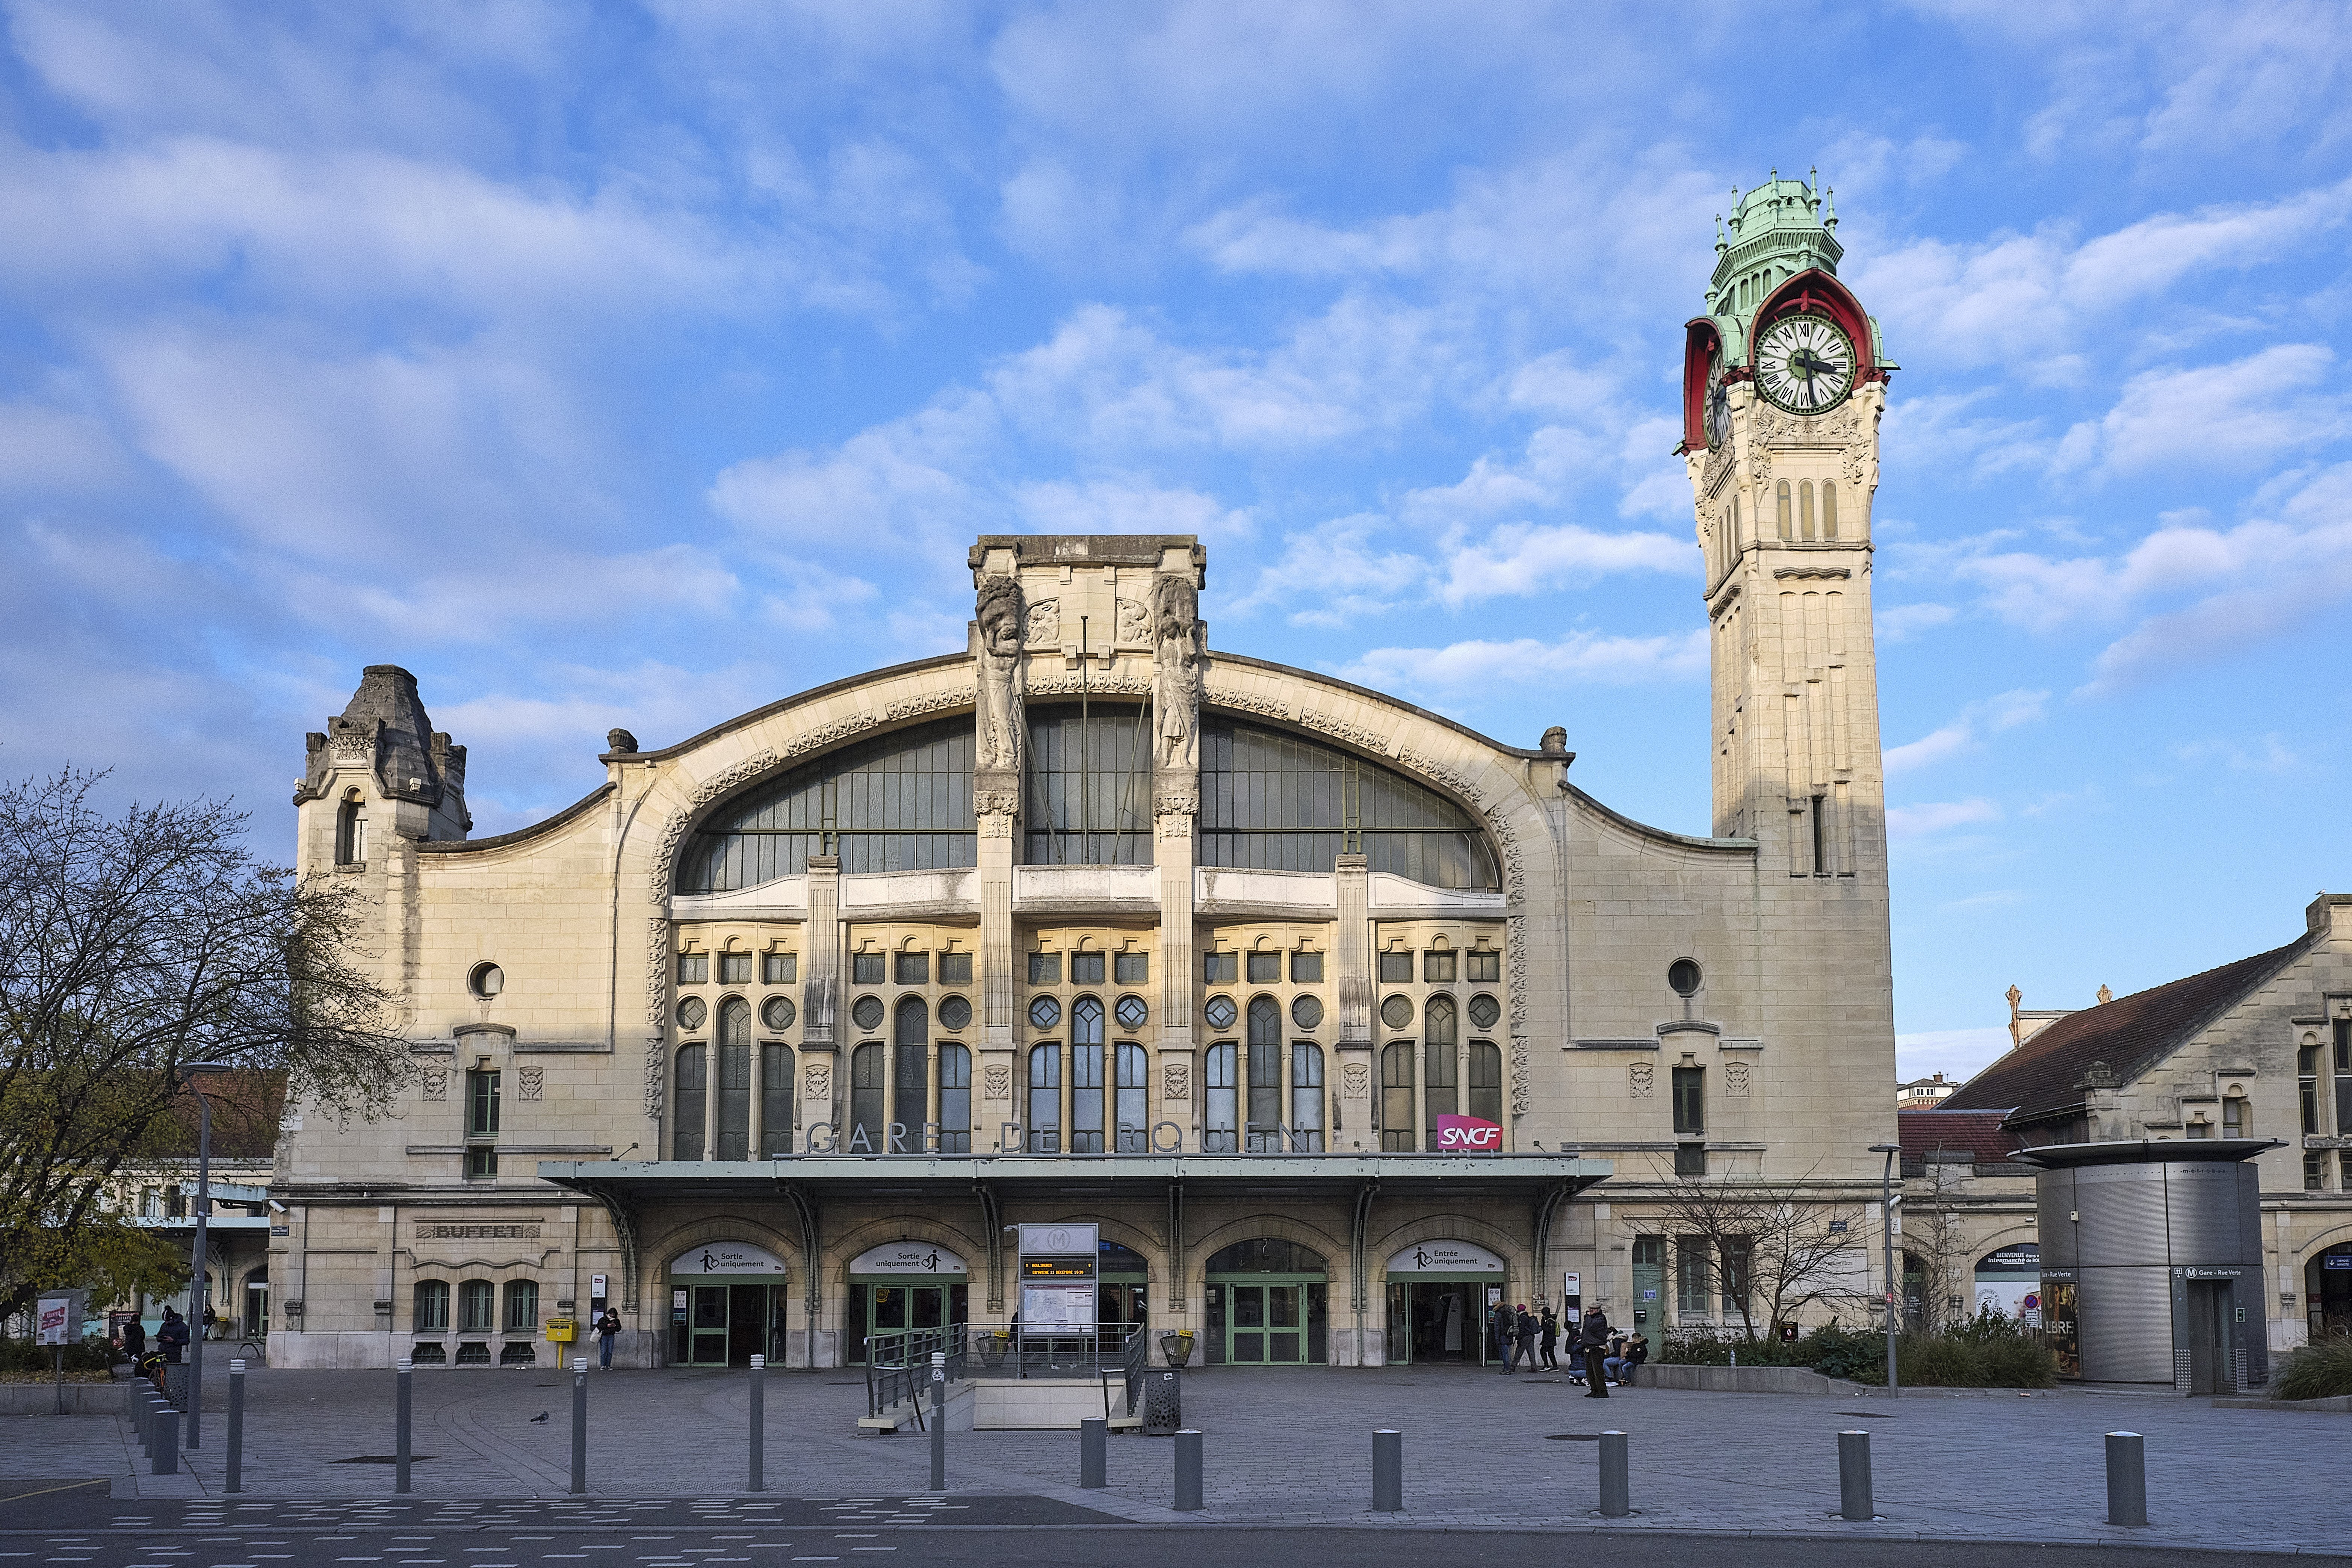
1754,314,1855,414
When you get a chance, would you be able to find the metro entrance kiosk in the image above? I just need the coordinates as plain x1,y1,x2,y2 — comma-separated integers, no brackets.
1016,1223,1099,1361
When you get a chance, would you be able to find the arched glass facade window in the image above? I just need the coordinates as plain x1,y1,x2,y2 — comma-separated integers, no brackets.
1203,1041,1238,1154
1776,479,1793,540
1468,1040,1502,1125
1821,480,1838,539
1292,1043,1324,1151
894,996,928,1146
1200,720,1498,891
414,1279,450,1332
677,718,975,891
1424,995,1458,1148
1799,480,1816,540
716,999,752,1160
850,1043,885,1153
1028,1043,1062,1153
1024,705,1152,866
337,789,369,865
1116,1042,1147,1152
1380,1042,1415,1153
1247,996,1282,1151
503,1279,540,1333
1070,996,1107,1152
459,1279,496,1333
761,1043,795,1156
673,1044,706,1161
938,1044,971,1153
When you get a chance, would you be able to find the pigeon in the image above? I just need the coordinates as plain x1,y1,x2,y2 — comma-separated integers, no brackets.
529,1411,549,1423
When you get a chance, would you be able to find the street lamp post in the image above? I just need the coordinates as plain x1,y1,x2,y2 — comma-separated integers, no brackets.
181,1062,232,1449
1868,1142,1902,1398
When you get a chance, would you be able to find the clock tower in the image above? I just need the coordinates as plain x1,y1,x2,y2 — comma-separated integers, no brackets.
1681,171,1892,888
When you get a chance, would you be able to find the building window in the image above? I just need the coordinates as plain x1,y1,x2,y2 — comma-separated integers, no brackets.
503,1280,539,1333
761,1043,795,1156
1675,1142,1707,1176
851,1043,885,1153
716,1000,752,1160
673,1046,705,1160
1720,1239,1752,1318
677,951,709,985
1116,994,1149,1030
414,1279,450,1332
2307,1151,2326,1191
1423,949,1457,983
463,1145,497,1178
938,1043,971,1153
2187,1116,2213,1139
1203,1041,1238,1153
1069,950,1105,985
1203,950,1237,984
1424,996,1459,1148
1247,996,1282,1150
1811,795,1829,875
760,995,794,1032
1024,704,1151,866
1246,951,1281,984
895,950,929,985
940,951,973,984
1115,951,1149,984
1030,951,1063,986
459,1279,496,1333
679,996,708,1030
1799,479,1816,540
1115,1042,1147,1152
468,1069,501,1137
1468,1041,1502,1125
1029,994,1061,1030
1203,994,1237,1030
1381,1042,1416,1153
1821,480,1838,540
1028,1043,1062,1153
1675,1242,1711,1318
763,951,797,984
1378,950,1413,983
2336,1022,2352,1134
1730,494,1741,551
1466,948,1499,982
2222,1094,2246,1139
938,995,971,1031
1292,994,1323,1030
467,963,503,1001
337,790,369,865
1672,1066,1705,1136
1776,479,1793,540
2302,1043,2321,1136
894,996,929,1149
851,994,884,1031
1071,997,1106,1153
1291,950,1324,983
719,951,752,984
1292,1043,1325,1151
853,951,886,985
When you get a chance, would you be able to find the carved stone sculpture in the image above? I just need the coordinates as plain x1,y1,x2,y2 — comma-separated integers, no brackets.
1161,1060,1190,1102
984,1063,1011,1101
1629,1061,1654,1098
517,1066,544,1102
1341,1061,1369,1100
1151,573,1203,771
1116,596,1150,647
1025,597,1061,648
804,1063,831,1100
421,1068,447,1102
974,576,1026,774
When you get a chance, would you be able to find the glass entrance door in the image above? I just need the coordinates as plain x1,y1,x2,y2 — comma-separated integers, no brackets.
1223,1283,1309,1364
849,1280,970,1364
670,1281,778,1367
1385,1280,1486,1364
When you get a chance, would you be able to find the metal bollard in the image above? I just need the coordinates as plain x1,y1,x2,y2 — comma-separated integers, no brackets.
1079,1416,1107,1489
1837,1429,1873,1522
147,1393,168,1458
137,1393,154,1457
1598,1430,1629,1518
928,1352,947,1492
749,1355,766,1492
395,1358,413,1495
1173,1429,1203,1512
1371,1429,1402,1513
225,1360,245,1495
570,1369,588,1495
153,1407,180,1476
2106,1432,2147,1527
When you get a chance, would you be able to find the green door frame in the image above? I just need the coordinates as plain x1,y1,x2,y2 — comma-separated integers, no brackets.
668,1274,783,1367
1208,1273,1327,1365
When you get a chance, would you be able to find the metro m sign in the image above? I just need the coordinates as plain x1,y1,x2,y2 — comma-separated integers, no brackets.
1432,1114,1503,1152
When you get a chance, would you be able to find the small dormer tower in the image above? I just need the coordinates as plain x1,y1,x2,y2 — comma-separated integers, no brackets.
294,665,471,877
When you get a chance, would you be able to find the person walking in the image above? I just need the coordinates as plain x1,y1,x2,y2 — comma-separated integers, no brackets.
120,1315,147,1365
1538,1305,1560,1371
1578,1312,1611,1399
596,1307,622,1369
156,1307,189,1365
1488,1300,1512,1366
1511,1304,1540,1374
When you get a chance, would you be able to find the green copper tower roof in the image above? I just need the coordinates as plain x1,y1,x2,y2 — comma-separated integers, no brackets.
1707,168,1842,319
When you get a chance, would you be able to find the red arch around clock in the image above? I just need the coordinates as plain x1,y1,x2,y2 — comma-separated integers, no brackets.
1752,269,1880,386
1679,318,1724,454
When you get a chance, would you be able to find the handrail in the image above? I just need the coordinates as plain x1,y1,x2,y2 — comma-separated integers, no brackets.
863,1322,1146,1417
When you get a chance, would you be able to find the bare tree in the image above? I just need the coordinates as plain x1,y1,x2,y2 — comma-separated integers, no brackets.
1,769,413,1322
1902,1147,1976,1333
1649,1164,1868,1341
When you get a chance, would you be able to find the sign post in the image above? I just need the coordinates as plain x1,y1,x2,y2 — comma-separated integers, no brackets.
36,1292,82,1416
1015,1224,1099,1370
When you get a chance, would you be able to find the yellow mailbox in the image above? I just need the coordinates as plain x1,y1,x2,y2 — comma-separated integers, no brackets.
545,1315,577,1343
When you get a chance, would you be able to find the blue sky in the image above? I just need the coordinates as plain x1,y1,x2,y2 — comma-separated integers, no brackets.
3,2,2347,1083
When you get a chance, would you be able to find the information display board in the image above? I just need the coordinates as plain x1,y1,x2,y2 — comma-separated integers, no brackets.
1016,1223,1099,1334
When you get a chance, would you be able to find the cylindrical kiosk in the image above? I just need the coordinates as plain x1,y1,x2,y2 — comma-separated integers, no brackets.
2010,1139,2276,1393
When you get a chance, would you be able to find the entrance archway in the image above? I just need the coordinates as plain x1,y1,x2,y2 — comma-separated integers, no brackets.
1383,1240,1506,1365
2309,1244,2352,1337
1205,1239,1327,1365
667,1240,788,1367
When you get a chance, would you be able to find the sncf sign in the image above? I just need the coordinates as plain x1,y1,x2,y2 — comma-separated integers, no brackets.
1433,1114,1503,1151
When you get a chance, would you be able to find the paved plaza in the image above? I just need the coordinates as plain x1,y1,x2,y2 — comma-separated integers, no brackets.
3,1367,2343,1556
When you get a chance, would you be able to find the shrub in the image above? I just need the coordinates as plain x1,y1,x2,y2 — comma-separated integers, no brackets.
2272,1332,2352,1401
1657,1310,2055,1388
0,1335,120,1374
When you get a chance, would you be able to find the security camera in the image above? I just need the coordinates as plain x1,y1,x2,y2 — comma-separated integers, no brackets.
268,1199,288,1213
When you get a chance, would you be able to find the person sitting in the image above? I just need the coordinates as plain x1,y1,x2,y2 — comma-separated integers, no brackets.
1602,1333,1630,1385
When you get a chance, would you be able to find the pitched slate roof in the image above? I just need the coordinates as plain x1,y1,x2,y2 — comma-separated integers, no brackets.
1939,940,2307,1125
1897,1108,2025,1170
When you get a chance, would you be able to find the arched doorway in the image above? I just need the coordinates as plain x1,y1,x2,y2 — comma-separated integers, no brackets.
1204,1239,1327,1366
667,1240,789,1367
2309,1244,2352,1337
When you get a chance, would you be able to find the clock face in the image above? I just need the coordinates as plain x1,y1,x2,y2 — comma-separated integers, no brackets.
1702,347,1730,449
1754,314,1855,414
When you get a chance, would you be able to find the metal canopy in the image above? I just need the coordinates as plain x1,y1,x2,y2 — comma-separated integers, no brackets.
540,1153,1612,1319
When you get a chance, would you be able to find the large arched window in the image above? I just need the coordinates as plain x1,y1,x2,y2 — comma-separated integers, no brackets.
894,996,929,1143
503,1279,540,1333
761,1043,795,1156
850,1043,885,1153
1025,705,1152,866
1116,1042,1147,1152
1203,1041,1238,1153
1070,996,1106,1153
1247,996,1282,1151
1200,719,1498,891
679,718,975,891
458,1279,496,1332
716,999,752,1160
1468,1040,1502,1125
336,789,369,866
413,1279,450,1333
1424,996,1458,1149
938,1044,971,1153
1381,1042,1415,1153
1028,1043,1062,1152
673,1044,706,1161
1291,1042,1324,1151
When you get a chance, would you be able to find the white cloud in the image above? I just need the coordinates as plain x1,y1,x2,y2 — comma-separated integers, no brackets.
1874,602,1956,643
1339,628,1706,696
1011,478,1253,540
1433,522,1691,607
1884,688,2047,775
1895,1027,2015,1086
2054,345,2350,476
1886,798,2002,838
2169,733,2300,774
